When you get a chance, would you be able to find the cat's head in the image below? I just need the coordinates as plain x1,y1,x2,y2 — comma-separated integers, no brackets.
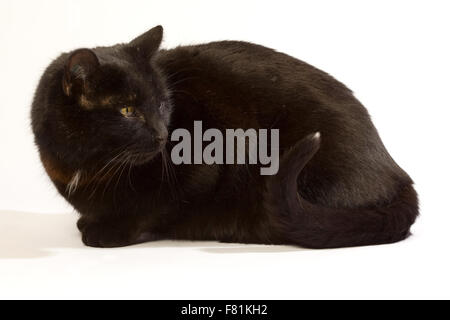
32,26,171,173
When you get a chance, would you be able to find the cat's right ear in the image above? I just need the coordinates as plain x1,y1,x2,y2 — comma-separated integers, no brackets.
128,25,163,59
62,49,99,97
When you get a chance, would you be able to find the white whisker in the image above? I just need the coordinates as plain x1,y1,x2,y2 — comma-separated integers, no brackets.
66,170,82,197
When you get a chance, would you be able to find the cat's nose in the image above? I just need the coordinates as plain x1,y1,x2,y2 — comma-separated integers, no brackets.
154,126,168,146
147,116,168,146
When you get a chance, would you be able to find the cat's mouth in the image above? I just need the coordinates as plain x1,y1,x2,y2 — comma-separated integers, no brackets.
123,152,157,166
105,138,168,167
125,147,165,166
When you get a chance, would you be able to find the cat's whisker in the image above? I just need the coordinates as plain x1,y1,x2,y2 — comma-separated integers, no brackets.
89,160,121,200
161,150,170,197
88,148,131,200
162,148,180,202
168,76,198,88
127,157,136,193
159,152,166,197
113,153,134,201
85,145,131,189
87,149,126,187
101,152,132,200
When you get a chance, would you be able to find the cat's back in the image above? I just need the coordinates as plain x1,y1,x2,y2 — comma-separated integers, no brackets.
159,40,352,97
158,40,412,209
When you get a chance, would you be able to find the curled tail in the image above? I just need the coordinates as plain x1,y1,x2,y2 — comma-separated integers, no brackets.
264,133,419,249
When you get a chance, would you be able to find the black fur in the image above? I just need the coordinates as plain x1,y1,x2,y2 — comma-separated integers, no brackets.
31,26,419,248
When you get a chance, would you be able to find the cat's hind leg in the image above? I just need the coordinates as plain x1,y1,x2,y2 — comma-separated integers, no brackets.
263,133,418,249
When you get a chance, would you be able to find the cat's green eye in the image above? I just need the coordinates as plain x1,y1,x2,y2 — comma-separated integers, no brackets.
120,106,136,117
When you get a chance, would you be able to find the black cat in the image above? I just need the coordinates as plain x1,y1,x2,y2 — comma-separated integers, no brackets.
31,26,418,248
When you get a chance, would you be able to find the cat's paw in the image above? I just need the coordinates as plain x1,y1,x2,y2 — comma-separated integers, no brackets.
78,220,138,248
76,216,89,232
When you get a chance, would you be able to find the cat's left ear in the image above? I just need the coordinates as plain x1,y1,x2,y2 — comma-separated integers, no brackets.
129,25,163,58
62,49,100,97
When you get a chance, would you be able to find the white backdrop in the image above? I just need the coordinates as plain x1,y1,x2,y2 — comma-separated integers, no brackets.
0,0,449,299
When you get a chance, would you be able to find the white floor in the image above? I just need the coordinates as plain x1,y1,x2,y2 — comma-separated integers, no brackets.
0,209,448,300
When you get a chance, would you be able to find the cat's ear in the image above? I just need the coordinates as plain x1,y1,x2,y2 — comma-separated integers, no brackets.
62,49,99,97
129,25,163,58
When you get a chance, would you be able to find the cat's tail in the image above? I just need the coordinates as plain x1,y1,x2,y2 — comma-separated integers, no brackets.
264,132,419,249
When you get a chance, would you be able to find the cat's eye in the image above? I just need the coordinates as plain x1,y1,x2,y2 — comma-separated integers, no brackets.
120,106,136,117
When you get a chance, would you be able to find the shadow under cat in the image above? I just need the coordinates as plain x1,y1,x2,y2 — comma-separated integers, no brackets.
0,210,302,259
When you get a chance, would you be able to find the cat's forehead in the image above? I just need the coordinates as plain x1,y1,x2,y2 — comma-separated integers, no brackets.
81,65,143,108
80,92,138,109
100,92,137,105
71,46,153,109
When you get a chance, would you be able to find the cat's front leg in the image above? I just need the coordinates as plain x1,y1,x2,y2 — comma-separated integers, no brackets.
77,215,151,248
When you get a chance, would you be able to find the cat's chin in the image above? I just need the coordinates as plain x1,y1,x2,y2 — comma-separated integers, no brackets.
128,150,163,166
